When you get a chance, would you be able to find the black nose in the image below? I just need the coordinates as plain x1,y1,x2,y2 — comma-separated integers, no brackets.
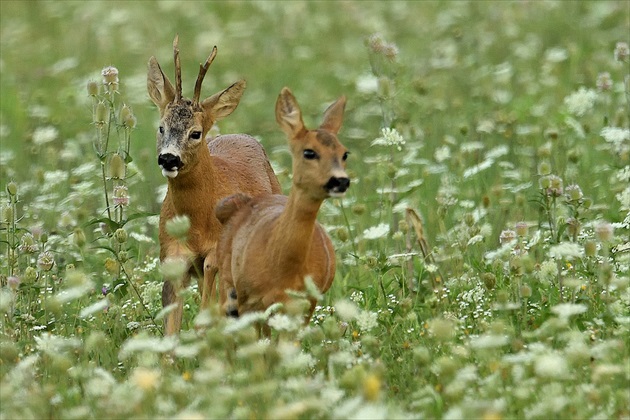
325,176,351,193
158,153,182,171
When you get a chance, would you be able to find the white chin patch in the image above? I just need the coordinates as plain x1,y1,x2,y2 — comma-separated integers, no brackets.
161,168,179,178
328,190,347,198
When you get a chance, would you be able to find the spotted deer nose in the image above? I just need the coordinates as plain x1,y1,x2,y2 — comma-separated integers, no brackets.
325,176,350,193
158,153,182,171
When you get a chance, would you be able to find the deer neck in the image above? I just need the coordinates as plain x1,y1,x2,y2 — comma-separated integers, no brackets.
270,186,323,270
166,146,219,248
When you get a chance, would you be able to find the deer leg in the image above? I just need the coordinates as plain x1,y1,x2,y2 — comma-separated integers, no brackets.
162,270,191,335
200,250,218,309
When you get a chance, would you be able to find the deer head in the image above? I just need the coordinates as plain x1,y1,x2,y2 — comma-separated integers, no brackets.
147,35,246,178
275,87,350,201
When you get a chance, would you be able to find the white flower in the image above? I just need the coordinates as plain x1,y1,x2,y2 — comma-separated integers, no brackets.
32,126,58,145
564,87,598,117
600,127,630,152
470,334,510,349
551,303,587,319
544,47,569,63
549,242,583,261
268,313,300,332
371,127,405,151
434,145,451,162
334,299,360,321
35,333,81,356
356,74,379,93
537,260,558,284
362,223,389,240
355,310,378,332
534,353,569,379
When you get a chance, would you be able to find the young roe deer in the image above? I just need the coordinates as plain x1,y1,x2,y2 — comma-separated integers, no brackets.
215,87,350,323
147,36,281,335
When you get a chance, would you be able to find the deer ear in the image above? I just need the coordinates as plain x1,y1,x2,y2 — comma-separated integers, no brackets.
319,95,346,134
276,87,306,139
201,80,246,123
147,56,175,113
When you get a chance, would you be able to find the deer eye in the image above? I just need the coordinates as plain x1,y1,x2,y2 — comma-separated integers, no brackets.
190,131,202,140
303,149,318,160
158,126,164,134
342,151,350,161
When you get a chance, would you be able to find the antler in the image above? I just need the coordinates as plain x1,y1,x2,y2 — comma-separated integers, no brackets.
173,35,183,103
193,46,218,105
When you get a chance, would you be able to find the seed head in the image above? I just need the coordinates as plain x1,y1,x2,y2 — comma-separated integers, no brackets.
94,101,108,124
87,80,99,96
113,185,129,206
515,221,528,237
101,66,119,84
594,221,614,242
7,276,20,291
499,229,517,245
37,251,55,271
584,240,597,257
565,184,583,201
109,154,126,179
596,72,612,91
24,266,38,283
614,41,629,62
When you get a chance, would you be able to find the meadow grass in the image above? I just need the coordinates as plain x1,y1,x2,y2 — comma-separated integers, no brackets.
1,1,629,418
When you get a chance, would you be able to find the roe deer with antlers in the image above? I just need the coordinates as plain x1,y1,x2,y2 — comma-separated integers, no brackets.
215,87,350,324
147,36,281,335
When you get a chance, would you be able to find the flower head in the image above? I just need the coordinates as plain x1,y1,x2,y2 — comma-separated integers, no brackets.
596,72,612,91
563,87,597,117
372,127,405,151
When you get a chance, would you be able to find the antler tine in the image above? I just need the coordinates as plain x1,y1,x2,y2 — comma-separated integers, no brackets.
173,35,183,103
193,46,218,105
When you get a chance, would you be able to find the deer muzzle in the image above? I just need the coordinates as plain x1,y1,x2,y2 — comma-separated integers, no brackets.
324,176,350,197
158,153,183,178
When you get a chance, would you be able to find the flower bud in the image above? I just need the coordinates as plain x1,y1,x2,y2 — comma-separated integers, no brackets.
538,161,552,176
398,219,409,234
114,228,127,244
565,184,583,201
104,258,119,275
515,221,528,237
24,266,38,283
584,240,597,257
362,373,382,402
2,205,13,222
351,204,366,215
166,215,191,240
539,176,551,189
94,101,108,124
6,181,17,196
87,80,99,96
73,228,86,248
120,104,136,129
520,284,532,298
335,227,349,242
108,154,126,179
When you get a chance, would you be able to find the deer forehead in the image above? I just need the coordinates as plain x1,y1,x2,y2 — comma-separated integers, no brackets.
163,103,204,131
299,130,345,153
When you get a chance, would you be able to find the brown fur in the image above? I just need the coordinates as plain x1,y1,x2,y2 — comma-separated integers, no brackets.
148,39,281,335
215,87,349,324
